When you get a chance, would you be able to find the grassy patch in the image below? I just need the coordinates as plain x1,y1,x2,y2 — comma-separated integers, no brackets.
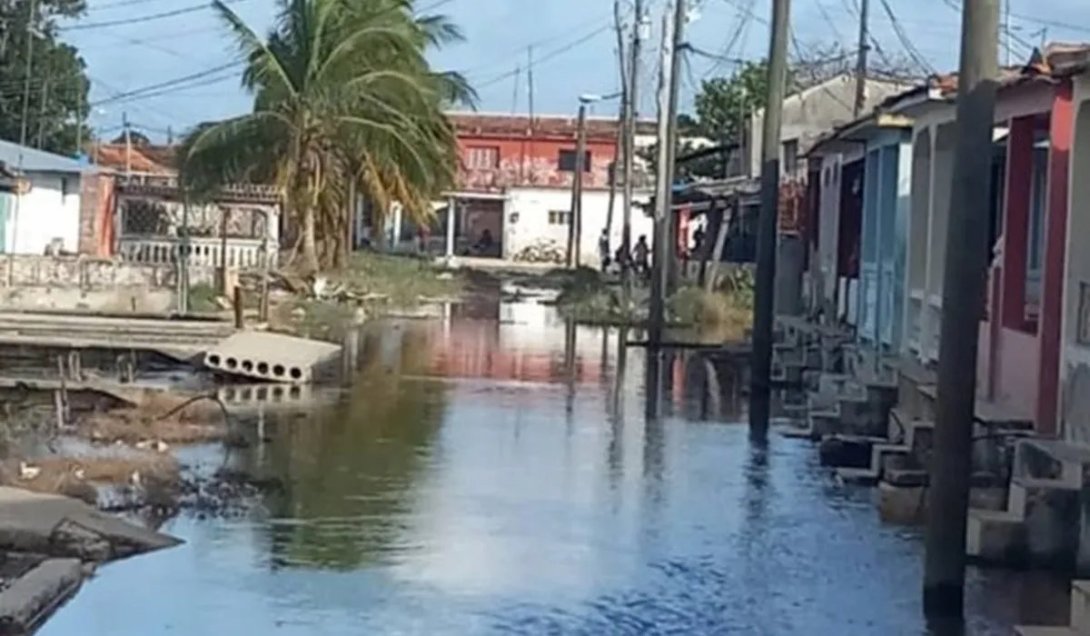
329,251,462,306
187,283,221,313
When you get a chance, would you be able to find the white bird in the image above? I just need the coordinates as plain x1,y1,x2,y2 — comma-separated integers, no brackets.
153,440,169,453
18,462,41,481
135,440,152,450
72,467,86,481
129,470,142,488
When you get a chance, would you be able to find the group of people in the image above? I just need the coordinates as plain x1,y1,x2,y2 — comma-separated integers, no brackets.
598,231,651,277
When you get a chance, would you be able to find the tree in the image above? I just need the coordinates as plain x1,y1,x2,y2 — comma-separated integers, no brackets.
692,61,770,142
0,0,91,154
179,0,473,273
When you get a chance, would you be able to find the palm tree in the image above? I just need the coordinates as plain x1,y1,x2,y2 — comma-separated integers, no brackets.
180,0,473,272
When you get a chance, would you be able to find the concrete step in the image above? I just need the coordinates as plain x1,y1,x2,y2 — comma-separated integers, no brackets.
1015,627,1079,636
1015,439,1090,487
834,466,879,485
819,435,887,468
966,508,1026,564
1071,580,1090,634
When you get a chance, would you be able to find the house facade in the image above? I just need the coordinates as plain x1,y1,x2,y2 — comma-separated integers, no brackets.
0,140,90,255
445,112,657,265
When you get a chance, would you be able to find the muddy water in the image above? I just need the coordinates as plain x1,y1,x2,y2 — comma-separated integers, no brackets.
40,299,1070,635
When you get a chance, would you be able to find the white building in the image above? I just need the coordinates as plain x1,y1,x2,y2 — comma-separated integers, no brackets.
0,140,90,255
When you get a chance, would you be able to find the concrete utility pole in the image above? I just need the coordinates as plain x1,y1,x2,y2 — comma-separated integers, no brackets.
923,0,999,619
749,0,791,432
662,0,687,297
621,0,644,303
19,0,39,147
853,0,870,117
648,0,684,345
567,101,588,267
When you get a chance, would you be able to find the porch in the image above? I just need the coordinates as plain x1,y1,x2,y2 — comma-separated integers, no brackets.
114,183,281,270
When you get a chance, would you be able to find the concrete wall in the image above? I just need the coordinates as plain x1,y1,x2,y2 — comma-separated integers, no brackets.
749,76,912,177
4,172,82,255
1061,77,1090,441
503,187,654,267
0,255,215,313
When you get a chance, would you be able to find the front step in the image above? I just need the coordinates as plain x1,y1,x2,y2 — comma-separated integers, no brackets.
1016,579,1090,635
967,508,1027,564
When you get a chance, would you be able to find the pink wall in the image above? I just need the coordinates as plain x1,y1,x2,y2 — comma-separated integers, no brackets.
1037,80,1074,435
998,327,1041,410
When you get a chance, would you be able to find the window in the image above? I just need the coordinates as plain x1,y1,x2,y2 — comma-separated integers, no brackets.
558,149,591,172
548,210,571,225
1026,143,1049,313
466,146,499,169
61,177,72,199
782,139,799,175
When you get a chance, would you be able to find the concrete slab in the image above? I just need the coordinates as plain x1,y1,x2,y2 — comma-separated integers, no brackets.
1014,627,1078,636
0,487,180,560
203,331,341,384
0,558,81,635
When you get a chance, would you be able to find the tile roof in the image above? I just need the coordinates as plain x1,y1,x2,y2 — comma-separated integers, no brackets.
0,139,88,174
92,143,176,175
447,112,656,140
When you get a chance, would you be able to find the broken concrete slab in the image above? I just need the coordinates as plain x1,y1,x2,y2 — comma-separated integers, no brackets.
0,558,82,635
0,487,180,561
203,330,341,384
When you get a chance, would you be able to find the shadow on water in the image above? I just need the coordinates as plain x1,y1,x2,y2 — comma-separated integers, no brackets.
37,296,1073,635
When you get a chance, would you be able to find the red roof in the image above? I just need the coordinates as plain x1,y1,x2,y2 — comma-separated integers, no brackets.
447,112,656,142
92,143,176,175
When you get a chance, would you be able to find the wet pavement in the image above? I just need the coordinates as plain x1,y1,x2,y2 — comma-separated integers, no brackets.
39,298,1071,635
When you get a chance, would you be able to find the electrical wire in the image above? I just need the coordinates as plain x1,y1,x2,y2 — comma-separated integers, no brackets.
59,0,250,31
474,24,614,89
89,61,243,107
876,0,936,75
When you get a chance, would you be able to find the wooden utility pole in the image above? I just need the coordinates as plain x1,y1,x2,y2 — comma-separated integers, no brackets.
648,0,684,345
853,0,870,117
567,102,588,267
749,0,791,432
621,0,645,301
923,0,999,618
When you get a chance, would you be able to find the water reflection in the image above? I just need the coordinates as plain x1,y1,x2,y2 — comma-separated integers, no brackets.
39,300,1070,636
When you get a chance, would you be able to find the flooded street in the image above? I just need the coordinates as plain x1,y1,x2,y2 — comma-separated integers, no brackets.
38,298,1069,635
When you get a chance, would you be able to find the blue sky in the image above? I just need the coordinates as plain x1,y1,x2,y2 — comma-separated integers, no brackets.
59,0,1090,142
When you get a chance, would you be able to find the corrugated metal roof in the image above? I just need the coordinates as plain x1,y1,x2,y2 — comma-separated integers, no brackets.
0,139,88,174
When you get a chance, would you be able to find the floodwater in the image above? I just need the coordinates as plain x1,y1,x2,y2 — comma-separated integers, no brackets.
40,295,1070,635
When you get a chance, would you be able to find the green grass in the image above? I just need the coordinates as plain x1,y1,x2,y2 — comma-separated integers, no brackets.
187,283,220,313
329,251,462,306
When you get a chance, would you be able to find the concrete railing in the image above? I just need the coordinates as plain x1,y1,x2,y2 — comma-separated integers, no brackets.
118,236,277,269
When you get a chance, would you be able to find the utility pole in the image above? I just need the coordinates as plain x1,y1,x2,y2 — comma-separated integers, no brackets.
621,0,645,304
648,0,685,345
19,0,39,147
749,0,791,432
567,101,588,267
853,0,870,117
662,0,686,296
123,112,132,179
923,0,999,619
35,78,48,149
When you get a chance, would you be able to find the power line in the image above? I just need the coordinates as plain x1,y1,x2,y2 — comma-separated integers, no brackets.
876,0,936,74
474,24,614,89
59,0,249,31
89,61,243,107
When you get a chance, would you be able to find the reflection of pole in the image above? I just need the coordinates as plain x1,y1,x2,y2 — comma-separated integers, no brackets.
923,0,999,619
567,103,588,268
749,0,791,433
219,206,230,294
